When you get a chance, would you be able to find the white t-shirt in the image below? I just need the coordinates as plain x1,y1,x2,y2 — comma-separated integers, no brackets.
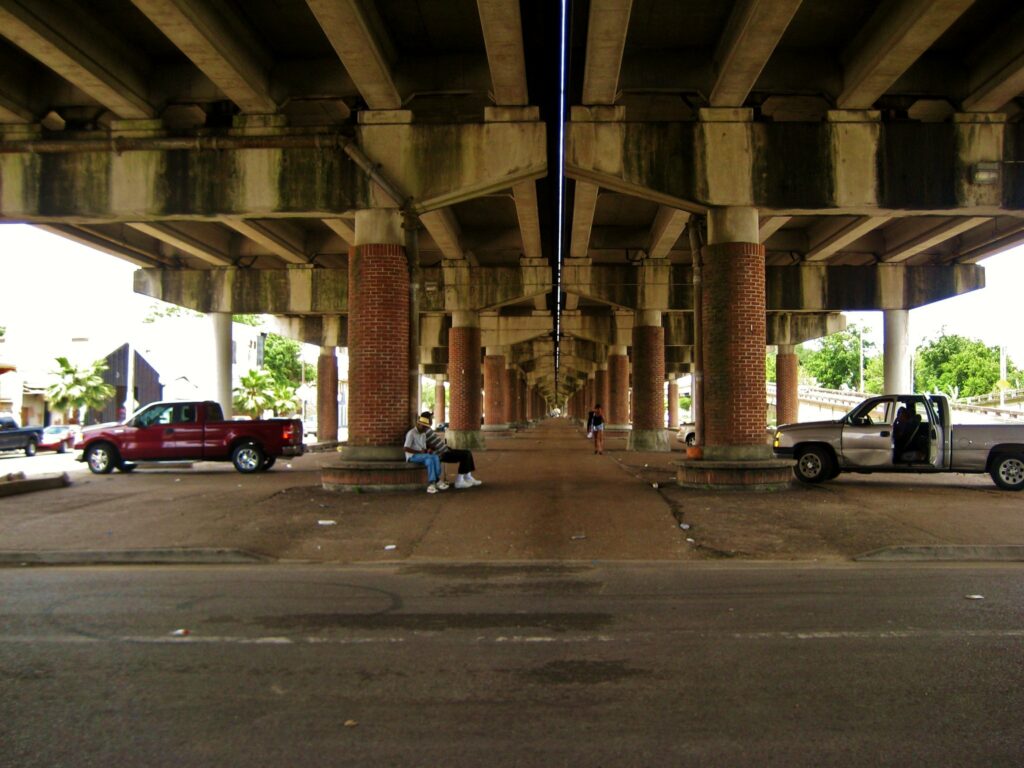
404,427,428,460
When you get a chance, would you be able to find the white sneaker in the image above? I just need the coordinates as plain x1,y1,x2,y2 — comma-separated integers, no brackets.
436,481,449,490
468,477,483,486
454,479,473,489
427,483,438,494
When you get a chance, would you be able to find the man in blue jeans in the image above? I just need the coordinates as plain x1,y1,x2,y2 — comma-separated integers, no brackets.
404,415,445,494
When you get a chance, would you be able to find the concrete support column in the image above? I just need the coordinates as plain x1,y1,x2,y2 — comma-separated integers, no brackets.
433,375,446,423
775,344,799,426
594,365,609,412
210,312,233,418
317,346,339,442
448,310,484,449
628,310,670,451
607,346,631,430
483,347,508,431
884,309,912,394
667,379,679,429
345,209,409,460
703,207,770,460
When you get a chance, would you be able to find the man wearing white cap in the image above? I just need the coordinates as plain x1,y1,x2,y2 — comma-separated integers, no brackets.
404,415,445,494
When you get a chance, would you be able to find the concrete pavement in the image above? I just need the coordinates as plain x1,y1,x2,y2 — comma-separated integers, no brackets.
1,419,1023,564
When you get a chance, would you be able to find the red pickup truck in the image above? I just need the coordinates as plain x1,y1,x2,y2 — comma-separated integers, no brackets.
75,400,303,474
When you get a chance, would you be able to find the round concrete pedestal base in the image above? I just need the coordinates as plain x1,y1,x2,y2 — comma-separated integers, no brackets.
446,429,486,450
676,459,794,491
627,428,671,452
322,461,426,492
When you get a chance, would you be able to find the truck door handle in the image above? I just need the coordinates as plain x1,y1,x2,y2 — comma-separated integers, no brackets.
880,431,890,437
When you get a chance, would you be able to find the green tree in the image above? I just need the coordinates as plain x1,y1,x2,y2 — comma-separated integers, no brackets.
803,326,874,390
143,302,201,323
233,314,262,326
263,334,315,387
233,368,276,418
864,355,885,394
271,382,301,416
765,351,776,383
46,357,115,423
914,333,1020,399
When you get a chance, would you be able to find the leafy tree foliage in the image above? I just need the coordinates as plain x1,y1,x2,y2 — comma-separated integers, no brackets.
914,333,1020,399
233,369,275,418
802,326,875,390
232,314,262,326
46,357,115,423
263,334,315,388
271,382,301,417
864,355,885,394
143,302,201,323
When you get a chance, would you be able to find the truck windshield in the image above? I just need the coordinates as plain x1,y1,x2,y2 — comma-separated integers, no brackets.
846,398,893,425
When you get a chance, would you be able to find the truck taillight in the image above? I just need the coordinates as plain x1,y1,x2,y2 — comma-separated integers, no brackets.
282,424,295,441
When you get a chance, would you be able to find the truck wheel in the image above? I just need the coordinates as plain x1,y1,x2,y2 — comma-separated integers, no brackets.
260,456,276,472
990,453,1024,491
25,439,37,457
118,461,137,473
232,442,265,474
685,433,695,447
795,446,834,484
85,443,117,474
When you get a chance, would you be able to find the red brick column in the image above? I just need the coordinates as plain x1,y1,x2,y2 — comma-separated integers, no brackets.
702,240,769,459
504,367,518,425
317,347,338,442
347,241,409,456
776,346,799,426
607,348,630,429
448,311,484,449
594,366,609,411
667,378,679,429
433,376,446,423
483,350,507,429
628,318,670,451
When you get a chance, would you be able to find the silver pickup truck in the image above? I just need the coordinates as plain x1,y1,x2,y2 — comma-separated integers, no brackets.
773,394,1024,491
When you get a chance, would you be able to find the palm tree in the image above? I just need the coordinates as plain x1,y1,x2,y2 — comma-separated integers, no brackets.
233,368,276,418
271,382,301,417
46,357,115,424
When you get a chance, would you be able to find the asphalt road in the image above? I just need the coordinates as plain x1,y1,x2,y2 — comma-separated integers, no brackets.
2,562,1022,767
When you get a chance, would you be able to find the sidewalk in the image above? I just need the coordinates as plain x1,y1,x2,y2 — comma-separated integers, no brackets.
1,419,1022,563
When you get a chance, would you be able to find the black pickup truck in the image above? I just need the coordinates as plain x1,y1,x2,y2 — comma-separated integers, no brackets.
0,415,45,456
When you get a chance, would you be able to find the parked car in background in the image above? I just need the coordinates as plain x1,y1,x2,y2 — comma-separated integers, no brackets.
0,415,44,456
676,423,696,446
75,400,304,474
38,424,79,453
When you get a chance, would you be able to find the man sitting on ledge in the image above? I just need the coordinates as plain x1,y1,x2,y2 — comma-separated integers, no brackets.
404,415,445,494
421,411,483,490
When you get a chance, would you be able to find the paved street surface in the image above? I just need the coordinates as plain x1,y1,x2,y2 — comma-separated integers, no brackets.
1,562,1022,767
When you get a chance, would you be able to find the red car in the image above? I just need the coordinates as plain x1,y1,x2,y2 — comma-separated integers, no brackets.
38,424,79,453
75,400,304,474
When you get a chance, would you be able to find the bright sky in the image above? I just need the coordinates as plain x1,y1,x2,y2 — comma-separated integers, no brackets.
1,222,1022,367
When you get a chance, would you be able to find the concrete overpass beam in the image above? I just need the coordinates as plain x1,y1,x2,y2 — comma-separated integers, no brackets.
710,0,803,107
512,180,543,259
838,0,975,109
127,222,233,266
476,0,528,106
880,217,991,263
758,215,790,243
420,208,467,262
804,216,891,262
570,182,599,259
766,312,846,347
963,17,1024,112
647,207,690,259
130,0,276,114
582,0,633,105
305,0,401,110
223,218,309,265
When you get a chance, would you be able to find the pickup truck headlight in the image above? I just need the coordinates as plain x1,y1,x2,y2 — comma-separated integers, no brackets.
773,430,782,448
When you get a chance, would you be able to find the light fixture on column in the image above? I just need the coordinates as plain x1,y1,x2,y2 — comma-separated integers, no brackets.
971,162,1000,185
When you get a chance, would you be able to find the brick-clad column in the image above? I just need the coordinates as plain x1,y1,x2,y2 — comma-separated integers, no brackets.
703,207,770,460
483,348,508,431
628,312,670,451
607,346,630,430
448,310,484,449
776,345,799,426
345,210,409,459
503,366,517,426
594,365,609,412
433,375,446,423
667,378,679,429
317,346,338,442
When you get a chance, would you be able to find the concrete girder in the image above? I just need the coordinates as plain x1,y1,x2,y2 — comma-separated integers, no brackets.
880,217,992,263
570,181,599,259
710,0,803,108
441,262,548,313
322,217,356,246
805,216,891,262
419,208,467,262
512,180,543,259
0,0,154,119
561,312,616,348
480,312,552,349
274,315,346,348
838,0,975,109
476,0,528,106
581,0,633,106
134,266,348,315
222,218,309,265
305,0,401,110
945,217,1024,264
964,12,1024,113
766,312,847,346
130,0,276,114
759,215,790,243
565,116,1022,214
647,206,690,259
38,223,165,268
127,221,234,266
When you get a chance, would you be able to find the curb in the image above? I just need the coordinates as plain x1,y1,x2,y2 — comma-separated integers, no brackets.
0,547,272,566
855,545,1024,562
0,472,71,497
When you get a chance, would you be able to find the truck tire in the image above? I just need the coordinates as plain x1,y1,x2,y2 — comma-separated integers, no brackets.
989,453,1024,491
232,442,265,474
260,456,276,472
118,461,137,473
24,439,37,457
85,443,117,474
795,446,834,484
